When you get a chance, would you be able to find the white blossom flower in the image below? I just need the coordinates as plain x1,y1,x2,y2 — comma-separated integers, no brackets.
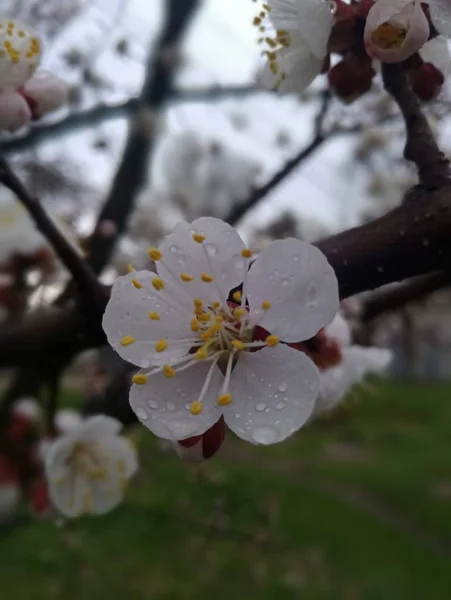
0,17,41,91
45,416,137,518
55,409,83,435
420,35,450,76
364,0,451,64
22,70,70,118
103,217,339,446
315,313,393,415
256,0,334,94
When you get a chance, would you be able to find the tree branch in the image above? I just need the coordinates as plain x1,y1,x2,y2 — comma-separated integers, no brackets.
225,91,331,226
382,63,450,189
86,0,201,274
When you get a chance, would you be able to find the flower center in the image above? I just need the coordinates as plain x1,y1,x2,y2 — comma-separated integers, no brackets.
371,22,407,50
65,442,108,480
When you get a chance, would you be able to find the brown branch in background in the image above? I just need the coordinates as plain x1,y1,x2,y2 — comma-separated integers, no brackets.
382,63,450,189
361,271,451,323
225,91,331,226
86,0,201,274
0,155,107,314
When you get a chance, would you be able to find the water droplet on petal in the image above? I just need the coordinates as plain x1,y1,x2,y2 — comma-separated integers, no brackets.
148,400,158,409
205,243,217,256
278,382,288,392
265,408,270,413
135,407,148,420
176,255,186,266
276,402,285,410
169,244,179,253
292,255,299,262
251,426,278,445
235,413,241,419
255,402,266,412
166,401,176,411
281,277,290,287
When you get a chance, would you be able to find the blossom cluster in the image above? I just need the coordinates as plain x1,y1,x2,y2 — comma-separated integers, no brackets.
0,17,69,132
257,0,451,102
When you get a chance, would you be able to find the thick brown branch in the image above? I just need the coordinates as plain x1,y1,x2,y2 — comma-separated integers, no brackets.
361,271,451,323
382,63,450,188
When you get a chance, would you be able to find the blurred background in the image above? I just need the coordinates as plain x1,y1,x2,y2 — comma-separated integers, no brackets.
1,0,451,598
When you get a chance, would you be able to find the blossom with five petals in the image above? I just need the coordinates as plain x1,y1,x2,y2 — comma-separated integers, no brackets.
103,217,339,446
45,416,137,518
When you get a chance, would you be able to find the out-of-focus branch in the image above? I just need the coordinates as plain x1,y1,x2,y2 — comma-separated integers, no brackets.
86,0,201,274
382,63,450,189
0,155,107,313
0,85,260,154
225,91,331,226
361,271,451,323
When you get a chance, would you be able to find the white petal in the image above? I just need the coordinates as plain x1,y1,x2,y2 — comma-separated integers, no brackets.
129,363,223,440
296,0,334,58
103,270,194,368
325,312,352,346
23,70,69,117
223,345,319,445
156,217,246,307
0,90,31,132
429,0,451,37
101,436,138,479
316,364,352,414
247,239,339,342
0,18,41,90
77,415,122,441
48,471,89,518
420,36,450,74
343,346,393,381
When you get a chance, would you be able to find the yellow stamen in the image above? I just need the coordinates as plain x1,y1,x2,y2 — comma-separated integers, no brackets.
233,307,246,319
218,393,232,406
201,272,214,283
152,277,165,291
192,233,206,243
180,272,193,282
197,312,211,323
241,248,253,258
132,278,143,289
191,318,200,332
121,335,135,347
194,299,203,311
155,339,168,352
132,374,148,385
212,301,221,310
371,22,407,50
148,247,163,261
195,346,209,360
261,300,272,310
266,335,280,347
232,290,242,303
214,316,224,324
127,263,135,273
163,365,176,378
190,401,203,415
149,311,160,321
231,340,245,351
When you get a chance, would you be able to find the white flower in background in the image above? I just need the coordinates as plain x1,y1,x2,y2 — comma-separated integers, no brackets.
0,192,47,264
315,313,393,415
103,217,339,446
0,17,69,132
420,36,450,75
364,0,451,64
45,416,137,518
55,409,83,435
13,396,41,422
256,0,334,94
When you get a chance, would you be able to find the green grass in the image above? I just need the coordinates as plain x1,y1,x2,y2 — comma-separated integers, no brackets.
1,380,451,599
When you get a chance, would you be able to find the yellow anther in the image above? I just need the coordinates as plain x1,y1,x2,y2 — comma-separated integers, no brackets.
163,365,176,378
148,247,163,261
212,301,221,310
192,233,206,243
232,290,242,303
190,401,203,415
195,346,208,360
180,272,193,282
132,278,143,289
132,374,148,385
149,311,160,321
233,307,246,319
253,16,262,26
91,467,107,480
372,22,407,50
241,248,253,259
191,318,200,332
218,393,232,406
155,339,168,353
215,316,224,324
198,312,211,323
265,335,280,347
231,340,245,351
121,335,135,347
194,298,203,310
201,272,214,283
261,300,272,310
152,277,165,291
127,263,135,273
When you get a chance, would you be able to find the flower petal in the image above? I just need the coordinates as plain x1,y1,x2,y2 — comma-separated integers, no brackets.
325,312,351,346
316,364,352,415
129,363,223,440
420,36,450,75
296,0,334,58
103,270,194,368
23,70,69,117
0,89,31,132
156,217,246,306
247,238,339,343
223,344,319,445
77,415,122,441
0,18,41,90
429,0,451,37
